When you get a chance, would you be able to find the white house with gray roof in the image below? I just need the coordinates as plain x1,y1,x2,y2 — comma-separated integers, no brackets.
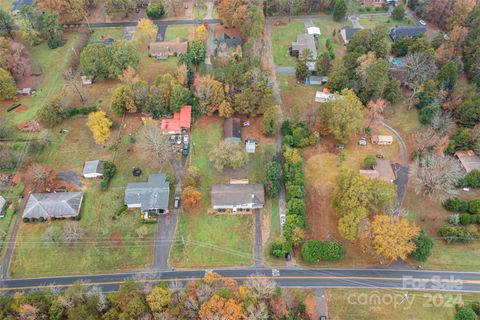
211,184,264,212
23,192,84,221
82,160,103,178
124,173,170,220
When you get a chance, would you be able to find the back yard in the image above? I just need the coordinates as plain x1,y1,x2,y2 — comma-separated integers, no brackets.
170,116,276,268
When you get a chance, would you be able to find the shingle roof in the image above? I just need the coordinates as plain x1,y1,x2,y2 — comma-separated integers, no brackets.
23,192,84,219
389,26,426,41
224,117,241,140
374,160,396,182
124,173,170,212
149,39,188,56
83,160,103,176
341,26,363,42
211,184,264,207
456,150,480,173
291,34,317,59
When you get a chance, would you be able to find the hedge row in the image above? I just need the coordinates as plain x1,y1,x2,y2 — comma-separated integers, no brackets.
100,161,117,191
444,198,480,215
300,240,344,262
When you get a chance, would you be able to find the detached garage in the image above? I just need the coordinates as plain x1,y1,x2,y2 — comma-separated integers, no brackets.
82,160,103,178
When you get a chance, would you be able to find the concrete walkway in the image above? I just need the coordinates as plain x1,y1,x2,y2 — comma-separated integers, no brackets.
313,288,328,318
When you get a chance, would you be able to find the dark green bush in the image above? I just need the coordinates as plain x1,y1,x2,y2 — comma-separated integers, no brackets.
455,307,477,320
23,217,29,223
470,214,477,224
146,2,165,19
438,225,475,243
444,198,462,211
461,170,480,188
116,205,127,216
271,239,288,258
469,199,480,214
300,240,344,262
65,105,98,117
410,231,433,262
100,161,117,191
47,37,64,49
459,213,471,225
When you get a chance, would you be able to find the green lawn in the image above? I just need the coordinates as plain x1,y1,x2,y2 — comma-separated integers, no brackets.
359,16,414,29
278,74,318,115
327,289,480,320
313,17,349,58
9,32,81,125
89,27,126,42
170,119,255,268
164,25,193,41
0,182,24,261
272,20,306,66
9,116,163,277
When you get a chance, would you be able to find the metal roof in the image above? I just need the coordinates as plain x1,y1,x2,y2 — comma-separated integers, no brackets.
456,150,480,173
211,184,264,207
83,160,103,176
23,192,84,219
124,173,170,212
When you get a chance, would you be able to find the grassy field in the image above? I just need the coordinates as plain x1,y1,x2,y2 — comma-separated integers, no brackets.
272,20,306,66
278,74,318,117
164,25,194,41
89,27,126,42
170,118,255,268
359,16,414,29
313,18,349,58
9,115,165,277
327,289,480,320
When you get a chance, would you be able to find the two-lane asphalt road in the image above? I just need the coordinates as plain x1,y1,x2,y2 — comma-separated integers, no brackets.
2,268,480,294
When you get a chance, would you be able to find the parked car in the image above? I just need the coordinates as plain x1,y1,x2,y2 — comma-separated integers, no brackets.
358,139,367,146
246,139,258,144
183,135,189,144
336,143,345,150
170,135,176,143
376,152,385,159
242,121,250,127
418,20,426,26
176,135,182,144
182,143,189,156
280,215,286,226
285,252,291,261
174,196,180,209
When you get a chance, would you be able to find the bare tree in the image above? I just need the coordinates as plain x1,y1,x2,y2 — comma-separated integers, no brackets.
366,99,386,128
137,125,172,168
64,68,85,102
246,302,269,320
244,273,276,301
404,52,438,109
410,154,463,203
27,163,55,191
61,221,85,242
430,112,454,136
411,127,440,157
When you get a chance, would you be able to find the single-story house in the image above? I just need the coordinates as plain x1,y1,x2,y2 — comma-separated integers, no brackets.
315,91,335,103
211,184,265,211
306,76,328,85
290,34,317,60
389,26,427,41
455,150,480,173
246,140,256,153
124,173,170,220
148,38,188,59
81,75,93,85
0,196,6,217
214,24,242,49
361,160,396,183
23,192,84,221
160,105,192,134
82,160,103,178
307,26,321,37
371,135,393,145
340,26,363,44
224,117,242,142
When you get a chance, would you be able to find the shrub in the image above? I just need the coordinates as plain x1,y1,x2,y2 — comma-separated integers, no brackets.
65,105,98,117
100,161,117,191
271,238,288,258
47,37,64,49
449,214,460,225
470,214,477,224
461,170,480,188
471,302,480,315
116,205,127,216
300,240,344,262
410,231,433,262
363,155,377,169
459,200,469,213
468,199,480,214
459,213,471,225
23,217,30,223
456,307,477,320
146,2,165,19
444,198,462,211
438,225,475,243
286,198,305,216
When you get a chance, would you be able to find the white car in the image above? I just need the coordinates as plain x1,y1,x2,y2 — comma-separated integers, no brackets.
183,135,189,144
418,20,426,26
176,135,182,144
280,215,286,226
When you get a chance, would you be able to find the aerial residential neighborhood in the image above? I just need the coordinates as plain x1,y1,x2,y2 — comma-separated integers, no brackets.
1,0,480,319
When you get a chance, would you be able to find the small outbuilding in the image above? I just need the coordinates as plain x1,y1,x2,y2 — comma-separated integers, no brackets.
371,135,393,145
0,196,6,217
315,91,335,103
306,76,328,85
307,26,321,37
455,150,480,173
82,160,103,179
81,75,93,85
246,140,256,153
224,117,242,142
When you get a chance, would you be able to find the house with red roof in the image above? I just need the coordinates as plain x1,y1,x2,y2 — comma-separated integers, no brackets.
160,105,192,134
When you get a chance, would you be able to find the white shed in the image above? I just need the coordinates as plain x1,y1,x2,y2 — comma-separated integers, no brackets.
307,26,321,37
82,160,103,178
0,196,6,217
246,141,256,153
315,91,335,103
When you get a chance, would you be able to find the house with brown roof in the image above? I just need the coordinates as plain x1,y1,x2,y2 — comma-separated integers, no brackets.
211,183,265,211
224,117,241,142
360,160,396,183
456,150,480,173
148,38,188,59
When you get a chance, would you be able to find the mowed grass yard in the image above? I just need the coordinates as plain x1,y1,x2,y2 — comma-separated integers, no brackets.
9,115,166,277
89,27,126,42
164,25,194,41
170,117,276,268
359,16,414,30
312,18,348,59
327,289,480,320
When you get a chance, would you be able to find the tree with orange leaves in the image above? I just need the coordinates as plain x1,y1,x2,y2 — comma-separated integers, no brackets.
182,186,202,209
199,294,245,320
218,0,241,28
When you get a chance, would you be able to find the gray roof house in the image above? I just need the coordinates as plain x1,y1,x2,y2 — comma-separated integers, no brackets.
23,192,84,220
340,26,363,44
82,160,103,178
0,196,6,217
211,184,265,211
290,34,317,60
389,26,427,41
124,173,170,219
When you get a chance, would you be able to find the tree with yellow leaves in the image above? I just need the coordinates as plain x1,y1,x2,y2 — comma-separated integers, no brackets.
195,24,208,41
371,215,420,261
146,285,171,314
135,18,158,48
199,294,245,320
87,111,112,145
